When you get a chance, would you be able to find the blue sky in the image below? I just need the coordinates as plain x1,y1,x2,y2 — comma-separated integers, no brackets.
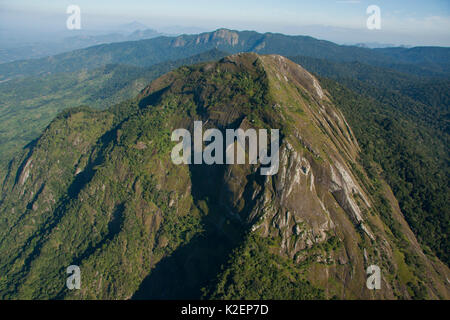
1,0,450,46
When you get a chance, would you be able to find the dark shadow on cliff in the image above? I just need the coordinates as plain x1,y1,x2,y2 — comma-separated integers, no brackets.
132,162,247,299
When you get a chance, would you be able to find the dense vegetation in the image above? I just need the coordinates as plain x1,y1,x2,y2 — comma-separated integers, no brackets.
0,49,228,177
0,29,448,298
317,76,448,265
0,54,284,299
203,234,324,300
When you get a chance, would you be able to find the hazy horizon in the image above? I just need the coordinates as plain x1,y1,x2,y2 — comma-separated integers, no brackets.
1,0,450,47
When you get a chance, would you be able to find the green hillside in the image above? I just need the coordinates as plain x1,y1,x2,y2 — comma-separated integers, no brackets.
0,49,228,175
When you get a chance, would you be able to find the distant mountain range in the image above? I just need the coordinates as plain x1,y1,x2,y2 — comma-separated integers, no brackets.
0,28,164,64
1,28,449,81
353,42,410,49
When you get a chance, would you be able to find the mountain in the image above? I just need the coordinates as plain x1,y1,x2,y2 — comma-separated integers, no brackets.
353,43,399,49
0,53,448,299
2,29,449,81
117,21,150,33
0,29,448,273
127,29,162,41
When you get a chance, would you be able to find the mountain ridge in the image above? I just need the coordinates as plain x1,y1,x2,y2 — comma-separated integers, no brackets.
1,28,449,81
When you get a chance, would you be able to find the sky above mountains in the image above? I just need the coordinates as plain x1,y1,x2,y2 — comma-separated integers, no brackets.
1,0,449,46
